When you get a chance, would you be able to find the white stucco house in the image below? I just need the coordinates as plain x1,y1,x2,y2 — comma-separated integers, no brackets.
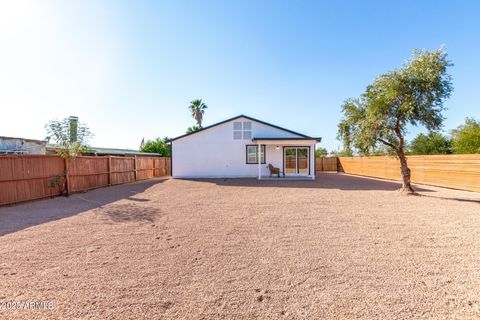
169,115,321,179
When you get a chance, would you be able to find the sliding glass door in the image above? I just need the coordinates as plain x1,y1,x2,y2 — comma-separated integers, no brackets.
285,148,297,174
284,147,309,175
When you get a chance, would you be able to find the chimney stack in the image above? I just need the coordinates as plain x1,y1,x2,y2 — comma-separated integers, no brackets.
69,116,78,143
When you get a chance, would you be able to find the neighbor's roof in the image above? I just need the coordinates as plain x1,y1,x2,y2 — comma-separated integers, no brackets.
168,115,320,142
47,144,159,157
87,147,159,157
0,136,47,144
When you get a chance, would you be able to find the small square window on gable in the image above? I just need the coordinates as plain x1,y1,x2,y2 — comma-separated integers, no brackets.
233,121,252,140
233,122,242,130
233,121,242,140
242,121,252,140
243,131,252,139
233,131,242,140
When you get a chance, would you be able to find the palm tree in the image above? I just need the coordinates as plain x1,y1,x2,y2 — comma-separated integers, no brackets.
189,99,208,128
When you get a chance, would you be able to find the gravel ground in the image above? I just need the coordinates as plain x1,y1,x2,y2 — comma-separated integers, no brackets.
1,173,480,319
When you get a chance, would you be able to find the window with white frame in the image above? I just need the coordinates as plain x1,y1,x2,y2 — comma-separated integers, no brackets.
246,145,265,164
233,121,252,140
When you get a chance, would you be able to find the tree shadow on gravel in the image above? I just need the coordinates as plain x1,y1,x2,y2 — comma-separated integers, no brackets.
418,194,480,205
0,178,167,237
101,203,160,223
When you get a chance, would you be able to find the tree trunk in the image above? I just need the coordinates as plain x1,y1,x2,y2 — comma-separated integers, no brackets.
396,150,415,193
391,124,415,194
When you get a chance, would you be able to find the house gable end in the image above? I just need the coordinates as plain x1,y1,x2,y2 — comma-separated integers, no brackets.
169,115,311,143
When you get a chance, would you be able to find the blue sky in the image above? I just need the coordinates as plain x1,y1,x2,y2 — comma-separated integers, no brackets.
1,0,479,151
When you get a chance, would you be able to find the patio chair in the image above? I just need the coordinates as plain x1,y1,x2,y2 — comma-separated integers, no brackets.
267,164,282,178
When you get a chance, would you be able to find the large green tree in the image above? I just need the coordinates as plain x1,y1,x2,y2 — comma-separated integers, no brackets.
409,132,452,155
451,117,480,154
188,99,208,128
338,48,453,193
140,137,171,157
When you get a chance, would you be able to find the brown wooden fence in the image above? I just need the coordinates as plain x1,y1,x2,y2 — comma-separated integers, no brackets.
0,155,171,206
337,155,480,192
316,157,338,172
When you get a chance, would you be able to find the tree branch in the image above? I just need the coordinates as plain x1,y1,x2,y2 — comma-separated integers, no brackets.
377,138,396,149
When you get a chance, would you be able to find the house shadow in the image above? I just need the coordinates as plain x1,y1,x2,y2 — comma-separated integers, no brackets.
192,173,435,192
188,173,480,204
0,178,168,237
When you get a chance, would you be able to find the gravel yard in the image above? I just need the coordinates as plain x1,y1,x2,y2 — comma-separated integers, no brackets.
1,173,480,319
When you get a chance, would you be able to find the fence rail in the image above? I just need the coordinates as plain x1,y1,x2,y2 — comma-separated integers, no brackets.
337,154,480,192
0,155,171,206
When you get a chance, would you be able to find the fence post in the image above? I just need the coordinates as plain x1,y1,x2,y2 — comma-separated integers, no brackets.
134,156,137,181
64,157,70,195
160,157,163,176
168,156,172,176
108,156,112,185
152,157,156,178
152,157,156,177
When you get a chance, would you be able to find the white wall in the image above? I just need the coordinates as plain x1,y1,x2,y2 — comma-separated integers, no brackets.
172,117,314,178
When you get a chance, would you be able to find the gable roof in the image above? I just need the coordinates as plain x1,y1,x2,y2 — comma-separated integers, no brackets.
168,115,316,142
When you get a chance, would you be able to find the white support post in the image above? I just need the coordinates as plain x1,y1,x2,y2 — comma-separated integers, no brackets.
258,142,261,180
311,144,315,180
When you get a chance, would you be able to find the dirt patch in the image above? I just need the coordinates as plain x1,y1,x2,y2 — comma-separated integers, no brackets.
1,174,480,319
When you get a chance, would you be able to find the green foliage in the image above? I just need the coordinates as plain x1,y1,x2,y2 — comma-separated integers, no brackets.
338,48,453,155
408,132,452,155
186,125,202,134
362,145,394,156
329,149,353,157
337,99,360,155
45,117,93,158
451,117,480,154
315,147,328,157
188,99,208,127
48,175,62,188
337,48,453,191
140,137,171,157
